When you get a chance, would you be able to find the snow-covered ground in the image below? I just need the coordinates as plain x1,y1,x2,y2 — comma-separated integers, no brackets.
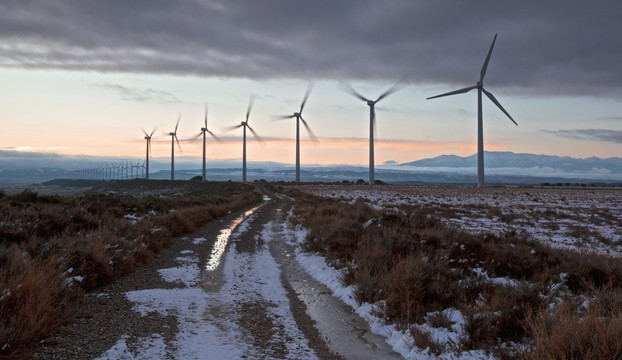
89,185,622,359
96,205,318,360
301,185,622,256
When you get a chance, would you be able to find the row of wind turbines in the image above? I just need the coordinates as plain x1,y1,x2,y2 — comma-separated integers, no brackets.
144,34,517,187
71,161,145,180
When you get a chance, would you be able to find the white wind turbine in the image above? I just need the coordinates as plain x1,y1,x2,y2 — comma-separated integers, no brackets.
195,104,221,181
427,34,517,187
343,79,405,185
142,127,155,180
273,83,317,183
168,115,182,180
225,96,263,183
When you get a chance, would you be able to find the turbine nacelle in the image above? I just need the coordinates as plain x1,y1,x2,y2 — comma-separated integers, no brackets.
477,81,483,88
169,132,176,136
241,121,246,126
201,127,207,132
294,112,301,118
366,100,375,107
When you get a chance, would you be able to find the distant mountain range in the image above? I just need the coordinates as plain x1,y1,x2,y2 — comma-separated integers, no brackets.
0,150,620,186
400,151,622,174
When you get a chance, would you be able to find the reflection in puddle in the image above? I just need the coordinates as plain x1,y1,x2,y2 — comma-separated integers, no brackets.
205,205,262,271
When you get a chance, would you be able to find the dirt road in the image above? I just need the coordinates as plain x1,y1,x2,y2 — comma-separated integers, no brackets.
32,192,401,359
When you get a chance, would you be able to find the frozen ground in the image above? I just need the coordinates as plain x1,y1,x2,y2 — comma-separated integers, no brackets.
301,185,622,256
95,202,318,359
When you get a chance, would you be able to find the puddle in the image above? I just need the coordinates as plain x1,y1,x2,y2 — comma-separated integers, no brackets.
205,205,263,271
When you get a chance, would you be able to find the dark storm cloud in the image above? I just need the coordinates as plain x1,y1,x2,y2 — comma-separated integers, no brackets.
1,1,621,96
542,129,622,144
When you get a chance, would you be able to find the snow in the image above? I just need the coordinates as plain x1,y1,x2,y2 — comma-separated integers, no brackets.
191,237,206,245
97,205,317,360
302,185,622,257
156,254,199,287
97,334,167,360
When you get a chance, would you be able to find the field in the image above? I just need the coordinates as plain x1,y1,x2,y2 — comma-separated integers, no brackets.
286,184,622,359
0,180,262,358
2,181,622,359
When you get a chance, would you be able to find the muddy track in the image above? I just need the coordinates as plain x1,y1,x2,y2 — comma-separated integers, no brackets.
31,192,400,359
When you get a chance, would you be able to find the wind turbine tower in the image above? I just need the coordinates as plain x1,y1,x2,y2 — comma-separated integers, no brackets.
274,83,317,183
427,34,517,187
196,104,221,181
169,115,181,180
225,97,262,183
143,128,155,180
343,79,404,185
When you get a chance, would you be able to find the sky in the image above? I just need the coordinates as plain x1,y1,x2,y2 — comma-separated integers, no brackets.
1,0,621,167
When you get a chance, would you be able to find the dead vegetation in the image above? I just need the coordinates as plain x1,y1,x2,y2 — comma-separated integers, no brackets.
285,187,622,358
0,181,262,358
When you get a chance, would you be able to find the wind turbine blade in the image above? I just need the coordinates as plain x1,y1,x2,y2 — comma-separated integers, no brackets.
207,130,223,144
480,34,497,82
150,127,156,137
175,114,181,133
194,131,203,139
426,85,477,100
299,81,314,113
300,117,318,143
340,83,368,102
482,88,518,126
375,77,406,103
205,103,213,129
372,107,377,140
142,127,148,136
246,96,256,123
271,114,296,121
223,124,244,132
246,125,264,143
175,135,182,151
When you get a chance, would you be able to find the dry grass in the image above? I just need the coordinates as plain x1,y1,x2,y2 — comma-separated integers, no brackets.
285,187,622,357
524,287,622,360
0,181,262,357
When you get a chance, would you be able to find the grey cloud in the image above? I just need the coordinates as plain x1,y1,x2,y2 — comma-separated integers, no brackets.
95,83,186,103
542,129,622,144
1,1,621,97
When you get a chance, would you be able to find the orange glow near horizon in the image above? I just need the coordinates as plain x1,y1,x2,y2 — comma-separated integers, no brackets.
8,137,516,165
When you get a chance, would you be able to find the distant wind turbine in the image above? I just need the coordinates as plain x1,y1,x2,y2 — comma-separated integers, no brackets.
273,82,317,183
342,79,405,185
195,104,221,181
427,34,517,187
168,115,182,180
225,96,263,183
142,127,155,180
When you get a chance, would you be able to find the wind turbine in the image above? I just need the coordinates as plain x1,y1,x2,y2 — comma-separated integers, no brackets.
343,79,405,185
195,104,221,181
142,127,155,180
273,82,317,183
168,115,181,180
225,96,263,183
427,34,517,187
